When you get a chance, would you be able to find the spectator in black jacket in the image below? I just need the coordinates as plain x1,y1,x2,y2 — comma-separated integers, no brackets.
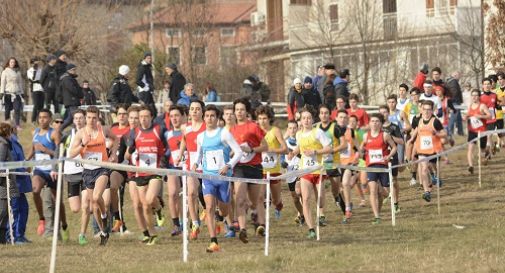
446,71,464,136
164,63,186,103
302,76,321,109
323,73,337,110
82,80,97,106
334,68,350,106
54,50,67,104
136,52,156,117
108,65,137,109
40,55,60,113
59,64,83,131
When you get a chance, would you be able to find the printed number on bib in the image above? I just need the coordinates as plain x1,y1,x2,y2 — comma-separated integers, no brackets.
369,149,384,164
303,156,317,168
205,150,225,171
83,152,102,169
420,135,433,150
139,153,157,168
261,152,277,169
35,153,52,170
470,117,484,129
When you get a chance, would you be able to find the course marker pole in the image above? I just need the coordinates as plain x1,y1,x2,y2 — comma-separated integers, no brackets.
436,157,441,215
478,131,482,188
49,144,64,273
182,166,188,263
265,172,270,256
388,162,395,226
316,166,323,241
6,169,14,245
117,189,124,235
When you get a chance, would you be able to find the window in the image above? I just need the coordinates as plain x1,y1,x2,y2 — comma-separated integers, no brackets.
193,47,206,65
329,4,338,30
165,28,181,37
193,28,206,37
166,47,180,65
290,0,311,5
221,46,237,65
449,0,457,14
426,0,435,17
221,27,235,38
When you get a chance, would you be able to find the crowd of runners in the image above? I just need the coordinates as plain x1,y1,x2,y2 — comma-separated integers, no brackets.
0,57,504,254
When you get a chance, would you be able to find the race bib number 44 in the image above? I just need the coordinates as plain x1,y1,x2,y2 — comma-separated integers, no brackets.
261,152,278,169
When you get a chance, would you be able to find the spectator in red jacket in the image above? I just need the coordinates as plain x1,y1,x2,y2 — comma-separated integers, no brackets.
413,64,429,92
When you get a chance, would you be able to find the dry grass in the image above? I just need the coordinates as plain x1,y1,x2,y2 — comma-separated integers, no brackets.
1,125,504,273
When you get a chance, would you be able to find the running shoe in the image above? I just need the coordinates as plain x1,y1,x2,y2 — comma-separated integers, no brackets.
99,232,109,246
112,220,124,233
232,221,239,231
146,235,158,246
78,234,88,246
431,174,443,187
394,204,401,213
307,229,316,239
359,199,366,207
206,242,220,253
141,236,150,243
382,194,391,205
61,227,69,242
345,210,352,220
16,237,32,244
372,218,381,225
256,225,265,237
250,211,258,224
37,220,45,236
199,210,207,222
190,225,200,240
299,215,306,226
239,229,248,244
335,194,345,214
468,166,474,174
318,215,327,227
156,211,166,227
216,221,224,235
170,226,182,236
341,217,349,224
422,191,432,202
409,178,417,186
224,229,236,238
274,209,281,220
449,138,455,147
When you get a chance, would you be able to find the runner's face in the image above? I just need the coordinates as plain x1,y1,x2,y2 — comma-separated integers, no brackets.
435,89,444,97
169,109,182,128
190,102,203,121
300,111,313,129
204,110,218,129
234,103,247,122
86,112,99,127
223,109,235,125
128,111,139,128
369,117,381,130
257,114,269,129
287,123,298,137
482,81,491,91
499,76,505,87
349,118,357,129
471,92,480,103
38,112,51,128
379,108,389,120
411,92,419,102
319,107,330,123
350,99,358,109
336,99,345,110
73,113,85,128
421,105,433,118
424,86,432,95
117,108,128,125
163,101,173,113
387,99,396,110
399,87,407,98
139,109,152,128
432,71,441,81
336,113,347,126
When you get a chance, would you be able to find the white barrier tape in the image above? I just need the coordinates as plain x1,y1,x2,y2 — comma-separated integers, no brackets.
0,172,31,176
0,159,58,169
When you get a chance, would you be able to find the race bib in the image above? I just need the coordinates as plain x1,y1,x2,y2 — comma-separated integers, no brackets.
64,154,83,174
35,153,52,171
261,152,278,169
239,143,255,163
420,135,433,150
139,153,157,168
171,150,185,167
470,117,484,129
303,155,317,168
205,150,225,171
83,152,102,170
339,143,351,159
369,149,383,164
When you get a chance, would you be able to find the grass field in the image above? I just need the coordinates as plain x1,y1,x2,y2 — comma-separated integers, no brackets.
1,124,504,273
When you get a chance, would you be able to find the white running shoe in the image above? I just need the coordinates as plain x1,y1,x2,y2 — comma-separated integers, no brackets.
409,178,417,186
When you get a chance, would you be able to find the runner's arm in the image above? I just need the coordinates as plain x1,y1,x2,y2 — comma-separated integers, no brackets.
68,130,84,158
221,129,243,168
105,127,119,161
384,133,397,161
193,134,204,171
270,127,288,154
480,104,491,119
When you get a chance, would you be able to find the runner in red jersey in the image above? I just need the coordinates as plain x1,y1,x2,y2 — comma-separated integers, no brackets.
175,99,206,240
229,98,268,243
480,78,498,160
347,94,369,130
126,105,167,245
464,89,491,173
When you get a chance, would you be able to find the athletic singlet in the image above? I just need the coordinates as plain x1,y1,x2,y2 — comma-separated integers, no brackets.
285,136,300,183
296,128,324,174
494,87,504,119
480,91,497,124
396,98,410,112
165,129,185,167
340,127,356,165
110,124,130,138
33,127,56,172
64,128,83,175
415,117,443,155
201,128,231,176
230,121,265,166
133,124,165,177
318,122,340,170
364,131,389,167
467,103,486,133
439,97,449,126
185,121,205,169
81,125,108,170
404,102,420,124
388,109,404,130
262,127,281,174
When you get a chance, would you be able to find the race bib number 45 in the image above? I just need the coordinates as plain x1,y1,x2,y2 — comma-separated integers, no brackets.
303,155,317,168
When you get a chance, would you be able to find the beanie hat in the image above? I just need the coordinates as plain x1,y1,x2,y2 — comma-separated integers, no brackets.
293,78,302,85
304,76,313,84
66,63,76,71
119,65,130,76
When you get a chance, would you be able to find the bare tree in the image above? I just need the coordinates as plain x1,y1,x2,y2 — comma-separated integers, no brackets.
485,0,505,69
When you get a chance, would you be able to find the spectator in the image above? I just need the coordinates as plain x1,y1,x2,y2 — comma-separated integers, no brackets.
241,78,261,110
250,75,271,102
40,55,59,113
431,67,447,95
107,65,137,109
82,80,97,106
176,83,199,106
316,64,335,100
0,57,24,129
59,63,83,131
302,76,321,109
9,124,31,244
446,71,464,136
312,65,325,97
54,50,67,80
462,82,472,107
323,73,337,110
157,80,171,109
27,57,44,123
136,52,156,117
413,63,429,92
334,68,351,105
164,63,186,104
203,83,219,102
0,122,19,244
287,78,305,120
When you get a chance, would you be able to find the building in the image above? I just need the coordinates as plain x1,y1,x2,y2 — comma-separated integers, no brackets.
246,0,482,104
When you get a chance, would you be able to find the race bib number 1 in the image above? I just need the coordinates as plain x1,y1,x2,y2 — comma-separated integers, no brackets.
205,150,225,171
